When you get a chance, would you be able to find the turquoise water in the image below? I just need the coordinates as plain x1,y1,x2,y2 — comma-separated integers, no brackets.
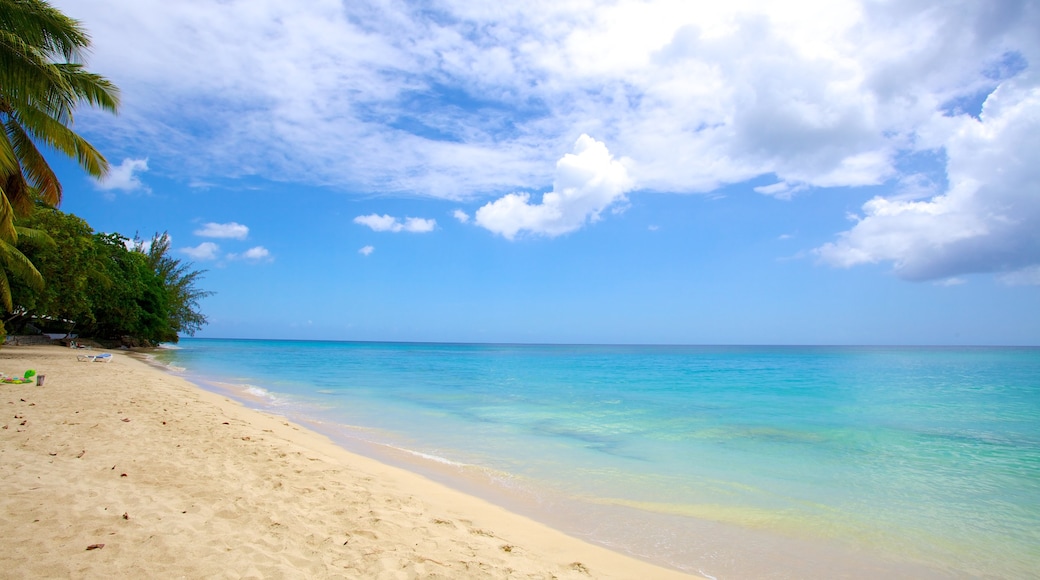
152,340,1040,578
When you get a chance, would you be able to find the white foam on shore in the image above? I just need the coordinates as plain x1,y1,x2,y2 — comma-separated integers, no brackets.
135,351,186,372
210,380,288,406
389,446,469,468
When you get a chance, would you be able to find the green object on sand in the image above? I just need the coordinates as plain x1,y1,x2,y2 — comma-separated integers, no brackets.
23,369,35,379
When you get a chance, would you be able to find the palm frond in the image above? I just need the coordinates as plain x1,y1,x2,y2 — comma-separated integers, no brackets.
0,265,11,311
0,181,18,241
54,63,120,112
11,104,108,181
13,224,53,247
0,118,21,177
0,0,91,62
4,115,60,207
0,234,42,290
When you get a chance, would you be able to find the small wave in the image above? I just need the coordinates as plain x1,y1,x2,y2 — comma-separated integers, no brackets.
388,445,468,468
136,352,186,372
211,381,286,405
245,385,272,398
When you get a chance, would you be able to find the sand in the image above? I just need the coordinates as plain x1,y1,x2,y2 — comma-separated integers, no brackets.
0,345,698,579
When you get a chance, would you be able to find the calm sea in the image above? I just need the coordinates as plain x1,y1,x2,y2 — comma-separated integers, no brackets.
150,340,1040,579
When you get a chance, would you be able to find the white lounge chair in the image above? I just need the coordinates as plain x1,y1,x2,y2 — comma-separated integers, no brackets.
77,353,113,363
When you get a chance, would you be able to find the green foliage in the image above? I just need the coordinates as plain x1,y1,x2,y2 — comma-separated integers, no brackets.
133,233,213,337
0,224,44,310
9,207,212,344
0,0,120,333
0,2,198,345
0,0,119,237
10,207,90,321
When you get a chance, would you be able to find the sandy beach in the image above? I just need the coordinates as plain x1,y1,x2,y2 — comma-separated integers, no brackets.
0,345,697,579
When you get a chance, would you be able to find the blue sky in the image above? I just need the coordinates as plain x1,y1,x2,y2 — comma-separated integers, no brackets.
49,0,1040,345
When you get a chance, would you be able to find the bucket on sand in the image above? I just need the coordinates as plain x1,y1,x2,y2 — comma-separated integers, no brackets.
36,374,45,386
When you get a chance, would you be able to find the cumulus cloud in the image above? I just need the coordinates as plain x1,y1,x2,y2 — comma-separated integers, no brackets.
181,242,220,261
242,246,270,260
474,135,632,239
227,246,272,262
55,0,1040,282
453,209,470,223
95,158,149,193
55,0,1040,201
354,214,436,233
194,221,250,239
359,245,374,256
815,79,1040,282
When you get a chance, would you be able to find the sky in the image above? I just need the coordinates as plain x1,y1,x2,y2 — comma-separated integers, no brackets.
46,0,1040,345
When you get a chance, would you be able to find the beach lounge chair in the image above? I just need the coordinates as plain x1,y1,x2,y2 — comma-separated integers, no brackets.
77,353,113,363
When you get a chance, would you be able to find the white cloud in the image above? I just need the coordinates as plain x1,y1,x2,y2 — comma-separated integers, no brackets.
181,242,220,261
225,246,273,262
402,217,436,233
353,214,397,232
55,0,1040,279
999,266,1040,287
242,246,270,260
95,157,149,193
474,135,632,239
754,182,807,200
935,277,967,287
453,209,470,223
353,214,436,233
57,0,1040,201
359,245,374,256
227,246,272,262
194,221,250,239
816,79,1040,281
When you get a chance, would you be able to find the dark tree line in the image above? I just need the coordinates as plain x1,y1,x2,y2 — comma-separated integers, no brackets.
3,206,211,345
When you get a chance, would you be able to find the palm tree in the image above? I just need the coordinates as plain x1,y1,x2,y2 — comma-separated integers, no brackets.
0,225,46,310
0,0,119,239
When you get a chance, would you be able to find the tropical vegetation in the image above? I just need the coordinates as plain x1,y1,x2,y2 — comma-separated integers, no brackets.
1,0,119,222
7,206,212,345
0,1,208,344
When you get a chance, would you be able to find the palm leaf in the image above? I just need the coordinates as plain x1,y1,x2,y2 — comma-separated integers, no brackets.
5,115,61,208
0,235,41,281
0,117,20,177
0,0,91,62
0,185,17,241
11,104,109,181
14,224,53,247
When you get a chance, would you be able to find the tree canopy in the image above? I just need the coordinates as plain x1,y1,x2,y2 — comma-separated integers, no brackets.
7,206,212,345
0,2,208,345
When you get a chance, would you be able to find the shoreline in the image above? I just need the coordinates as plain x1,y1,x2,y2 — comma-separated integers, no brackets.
148,340,965,580
1,344,698,578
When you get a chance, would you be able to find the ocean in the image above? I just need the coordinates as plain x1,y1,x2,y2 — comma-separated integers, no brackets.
150,339,1040,579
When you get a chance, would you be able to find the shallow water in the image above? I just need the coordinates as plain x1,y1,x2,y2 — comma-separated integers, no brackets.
152,340,1040,579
